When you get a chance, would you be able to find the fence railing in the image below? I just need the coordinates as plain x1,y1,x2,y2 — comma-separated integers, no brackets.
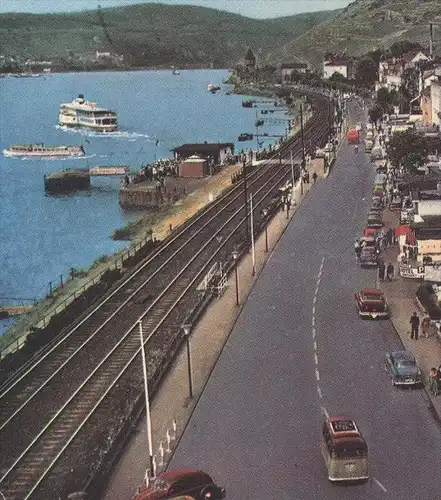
0,233,154,360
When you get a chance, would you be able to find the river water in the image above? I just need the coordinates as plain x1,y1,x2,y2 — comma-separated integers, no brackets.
0,69,289,334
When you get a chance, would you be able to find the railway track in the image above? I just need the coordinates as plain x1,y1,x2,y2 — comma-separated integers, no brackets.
0,90,332,499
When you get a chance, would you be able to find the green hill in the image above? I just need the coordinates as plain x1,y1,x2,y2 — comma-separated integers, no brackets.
266,0,441,68
0,3,334,67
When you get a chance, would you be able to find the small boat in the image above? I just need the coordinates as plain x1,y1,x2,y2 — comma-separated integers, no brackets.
255,119,264,127
242,100,255,108
172,69,180,75
3,144,85,157
238,133,253,142
207,83,221,93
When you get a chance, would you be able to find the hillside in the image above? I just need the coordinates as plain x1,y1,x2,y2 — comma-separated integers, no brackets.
0,4,334,67
267,0,441,67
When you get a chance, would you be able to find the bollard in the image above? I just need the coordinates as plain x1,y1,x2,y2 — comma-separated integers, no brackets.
166,430,171,452
171,419,177,440
158,442,164,466
152,455,157,478
144,470,149,488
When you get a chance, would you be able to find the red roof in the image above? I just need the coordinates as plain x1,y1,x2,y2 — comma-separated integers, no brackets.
361,289,382,295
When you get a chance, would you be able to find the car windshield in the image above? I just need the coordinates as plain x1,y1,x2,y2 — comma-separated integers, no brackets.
397,360,415,368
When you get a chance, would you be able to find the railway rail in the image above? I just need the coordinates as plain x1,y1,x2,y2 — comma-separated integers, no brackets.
0,89,332,499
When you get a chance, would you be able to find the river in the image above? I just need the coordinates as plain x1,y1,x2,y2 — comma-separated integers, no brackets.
0,69,289,334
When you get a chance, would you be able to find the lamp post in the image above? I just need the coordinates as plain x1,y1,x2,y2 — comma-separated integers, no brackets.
232,250,240,305
262,208,269,252
138,321,155,479
242,158,249,249
181,324,193,399
300,103,306,169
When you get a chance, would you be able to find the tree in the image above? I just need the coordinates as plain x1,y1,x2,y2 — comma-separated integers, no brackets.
387,130,428,173
369,105,383,125
355,57,378,86
329,71,347,83
376,87,399,114
389,40,423,58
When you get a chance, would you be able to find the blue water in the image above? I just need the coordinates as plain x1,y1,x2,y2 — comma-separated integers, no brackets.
0,69,288,334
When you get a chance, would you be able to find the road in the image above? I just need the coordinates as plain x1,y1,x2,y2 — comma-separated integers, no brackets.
168,101,441,499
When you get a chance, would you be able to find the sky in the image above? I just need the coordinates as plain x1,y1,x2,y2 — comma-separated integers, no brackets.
1,0,353,18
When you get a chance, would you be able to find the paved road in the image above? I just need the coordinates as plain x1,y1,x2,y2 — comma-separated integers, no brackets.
169,102,441,499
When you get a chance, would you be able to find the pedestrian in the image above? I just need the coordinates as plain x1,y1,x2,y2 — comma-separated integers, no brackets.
429,367,438,396
386,263,394,281
312,172,318,183
410,311,420,340
378,261,385,281
422,315,431,338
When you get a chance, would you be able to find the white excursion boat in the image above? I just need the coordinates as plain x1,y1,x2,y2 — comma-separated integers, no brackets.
207,83,221,93
3,144,85,157
59,94,118,132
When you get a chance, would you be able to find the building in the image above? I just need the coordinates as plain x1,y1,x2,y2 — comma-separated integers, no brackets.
431,77,441,126
377,50,429,92
421,87,433,125
280,62,308,79
323,58,348,79
244,48,257,74
171,142,235,164
178,155,208,178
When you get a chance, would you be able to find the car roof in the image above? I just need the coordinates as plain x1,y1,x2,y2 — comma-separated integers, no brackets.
326,417,361,437
390,350,415,361
361,288,382,295
159,469,211,483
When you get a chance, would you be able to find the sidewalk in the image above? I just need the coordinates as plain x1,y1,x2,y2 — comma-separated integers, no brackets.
379,208,441,423
102,159,327,499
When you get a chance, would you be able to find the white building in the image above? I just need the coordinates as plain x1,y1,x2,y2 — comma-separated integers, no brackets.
431,77,441,126
377,50,429,92
280,62,308,79
323,59,348,79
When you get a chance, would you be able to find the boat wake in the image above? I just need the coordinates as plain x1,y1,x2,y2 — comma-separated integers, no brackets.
20,154,97,161
56,125,154,142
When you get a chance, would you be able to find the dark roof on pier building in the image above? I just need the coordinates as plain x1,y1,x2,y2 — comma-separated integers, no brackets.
171,142,235,162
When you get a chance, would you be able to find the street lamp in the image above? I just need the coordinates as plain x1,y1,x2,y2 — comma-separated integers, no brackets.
262,208,269,252
232,250,240,305
181,324,193,399
138,321,155,479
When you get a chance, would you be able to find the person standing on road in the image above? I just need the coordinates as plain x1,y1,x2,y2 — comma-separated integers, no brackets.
422,315,431,338
410,311,420,340
378,260,386,281
429,367,438,396
386,263,394,281
312,172,318,183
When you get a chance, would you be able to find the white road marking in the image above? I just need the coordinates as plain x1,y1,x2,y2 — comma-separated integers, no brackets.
321,406,329,418
312,316,315,327
315,368,320,381
312,328,316,339
312,304,316,315
313,295,317,305
314,353,319,365
313,341,317,351
373,478,388,493
317,386,323,398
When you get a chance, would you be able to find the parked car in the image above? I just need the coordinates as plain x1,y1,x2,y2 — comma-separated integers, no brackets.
385,350,422,387
363,227,378,239
360,236,377,250
359,247,379,268
372,197,383,209
367,214,383,228
135,469,226,500
354,289,389,318
368,209,382,218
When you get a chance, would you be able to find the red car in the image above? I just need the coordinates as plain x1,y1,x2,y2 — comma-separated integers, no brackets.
135,469,226,500
354,289,389,319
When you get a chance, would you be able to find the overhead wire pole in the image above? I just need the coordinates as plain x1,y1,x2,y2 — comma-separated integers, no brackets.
139,321,155,479
243,157,249,249
300,103,306,169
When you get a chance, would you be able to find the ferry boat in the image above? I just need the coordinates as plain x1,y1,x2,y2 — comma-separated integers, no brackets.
3,144,85,157
59,94,117,132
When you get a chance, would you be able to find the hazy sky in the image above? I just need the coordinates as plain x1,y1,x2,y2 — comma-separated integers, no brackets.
1,0,353,18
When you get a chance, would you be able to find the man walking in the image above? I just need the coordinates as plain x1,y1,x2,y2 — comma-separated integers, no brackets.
410,311,420,340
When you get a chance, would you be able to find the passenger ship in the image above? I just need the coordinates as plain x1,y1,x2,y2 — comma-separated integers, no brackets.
59,94,118,132
3,144,85,157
